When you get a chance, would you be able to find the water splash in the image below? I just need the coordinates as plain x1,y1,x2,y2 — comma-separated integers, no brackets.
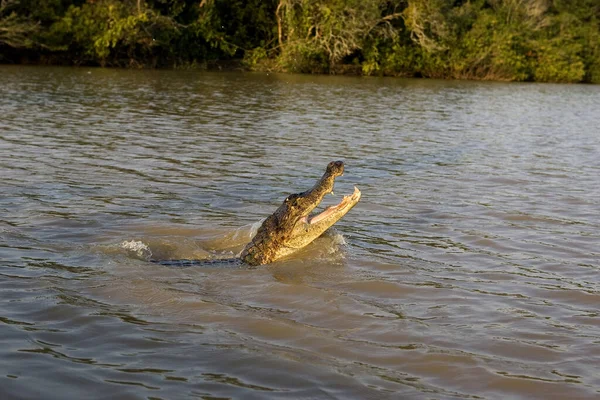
121,240,153,261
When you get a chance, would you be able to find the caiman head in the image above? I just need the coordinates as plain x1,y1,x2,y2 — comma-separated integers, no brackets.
240,161,361,266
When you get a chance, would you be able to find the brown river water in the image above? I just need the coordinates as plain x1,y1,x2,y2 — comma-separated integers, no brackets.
1,66,599,399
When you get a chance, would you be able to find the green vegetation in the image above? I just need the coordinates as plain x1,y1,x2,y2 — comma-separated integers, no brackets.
1,0,599,82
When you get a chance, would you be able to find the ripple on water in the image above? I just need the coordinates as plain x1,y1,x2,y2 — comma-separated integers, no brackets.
1,66,600,399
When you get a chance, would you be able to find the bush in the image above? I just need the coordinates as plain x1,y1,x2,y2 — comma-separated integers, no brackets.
1,0,599,83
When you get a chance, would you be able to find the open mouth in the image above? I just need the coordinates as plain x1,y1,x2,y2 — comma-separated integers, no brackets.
301,186,361,225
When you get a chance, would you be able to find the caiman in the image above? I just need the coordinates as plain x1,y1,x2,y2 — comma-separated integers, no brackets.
156,161,361,267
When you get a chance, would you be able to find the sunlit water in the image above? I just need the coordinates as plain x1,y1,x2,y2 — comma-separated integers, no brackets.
1,66,599,399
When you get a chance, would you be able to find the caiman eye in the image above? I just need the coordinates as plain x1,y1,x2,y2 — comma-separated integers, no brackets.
285,194,299,204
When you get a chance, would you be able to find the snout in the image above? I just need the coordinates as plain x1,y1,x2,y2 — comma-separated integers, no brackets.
326,160,344,177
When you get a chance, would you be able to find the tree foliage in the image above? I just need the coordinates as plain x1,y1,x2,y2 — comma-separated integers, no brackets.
0,0,39,49
0,0,598,82
273,0,400,73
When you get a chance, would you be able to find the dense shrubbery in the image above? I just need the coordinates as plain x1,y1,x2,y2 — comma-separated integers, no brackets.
1,0,599,82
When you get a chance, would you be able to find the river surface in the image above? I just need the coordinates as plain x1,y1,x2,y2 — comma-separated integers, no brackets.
1,66,599,400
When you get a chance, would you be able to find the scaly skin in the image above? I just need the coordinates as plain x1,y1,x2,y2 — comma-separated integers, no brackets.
240,161,361,266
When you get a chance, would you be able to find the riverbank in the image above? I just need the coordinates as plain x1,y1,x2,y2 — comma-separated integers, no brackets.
1,1,599,83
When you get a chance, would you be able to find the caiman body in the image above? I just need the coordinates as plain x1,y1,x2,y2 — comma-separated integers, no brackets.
240,161,361,266
157,161,361,267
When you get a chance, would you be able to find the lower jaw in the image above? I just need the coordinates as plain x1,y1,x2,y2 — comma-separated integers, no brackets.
305,186,361,225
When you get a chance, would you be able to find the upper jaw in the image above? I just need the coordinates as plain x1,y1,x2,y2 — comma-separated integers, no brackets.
326,160,345,178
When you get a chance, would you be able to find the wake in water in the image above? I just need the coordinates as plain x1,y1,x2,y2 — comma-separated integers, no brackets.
121,239,153,261
116,221,348,266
